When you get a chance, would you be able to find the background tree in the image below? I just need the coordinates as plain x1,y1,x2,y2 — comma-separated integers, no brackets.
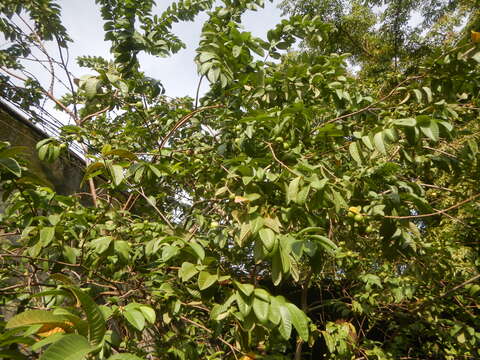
280,0,479,77
1,1,480,359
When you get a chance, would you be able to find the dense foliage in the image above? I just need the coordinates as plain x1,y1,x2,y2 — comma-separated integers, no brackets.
1,0,480,359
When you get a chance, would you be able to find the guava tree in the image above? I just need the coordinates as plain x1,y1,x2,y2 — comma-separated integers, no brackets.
1,0,480,359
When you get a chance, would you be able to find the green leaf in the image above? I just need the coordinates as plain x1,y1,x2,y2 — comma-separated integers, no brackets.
413,89,422,103
108,354,145,360
31,334,66,351
393,118,416,127
197,271,218,290
40,227,55,246
114,240,130,261
252,295,269,324
6,310,68,329
84,78,100,99
108,355,145,360
419,119,439,141
471,51,480,63
65,286,105,345
422,87,432,102
139,306,156,324
0,158,21,177
91,236,112,254
179,262,199,282
232,45,242,58
268,296,282,325
234,281,254,297
276,297,292,340
110,164,124,186
259,228,276,252
308,235,337,254
249,216,264,234
373,132,386,155
188,241,205,261
272,252,283,286
236,292,252,316
286,303,309,341
162,245,179,262
124,308,145,331
348,142,363,165
39,334,92,360
287,176,301,204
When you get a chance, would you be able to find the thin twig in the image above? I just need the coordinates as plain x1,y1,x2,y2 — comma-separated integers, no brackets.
384,193,480,219
159,105,222,149
134,186,174,229
265,142,300,176
179,316,242,359
311,75,424,132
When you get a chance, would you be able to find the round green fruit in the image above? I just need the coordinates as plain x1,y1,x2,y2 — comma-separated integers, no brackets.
354,214,364,222
366,225,374,233
210,221,219,229
283,142,290,150
347,211,355,218
275,137,283,142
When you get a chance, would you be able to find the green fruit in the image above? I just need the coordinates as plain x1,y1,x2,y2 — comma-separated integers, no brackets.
275,137,283,142
347,211,355,218
234,125,242,131
366,225,374,233
210,221,219,229
354,214,364,222
283,142,290,150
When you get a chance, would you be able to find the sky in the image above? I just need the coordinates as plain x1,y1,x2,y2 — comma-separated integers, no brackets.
58,0,283,98
0,0,283,128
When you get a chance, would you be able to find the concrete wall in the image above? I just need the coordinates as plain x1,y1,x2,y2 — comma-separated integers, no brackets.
0,101,85,196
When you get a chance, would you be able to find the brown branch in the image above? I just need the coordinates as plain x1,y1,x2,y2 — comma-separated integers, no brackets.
311,75,424,132
179,315,242,359
384,193,480,219
134,186,174,229
159,105,222,149
0,252,126,286
423,145,457,158
80,105,110,124
440,273,480,298
265,142,300,176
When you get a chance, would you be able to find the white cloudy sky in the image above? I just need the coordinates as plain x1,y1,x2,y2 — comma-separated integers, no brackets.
0,1,283,128
58,0,283,98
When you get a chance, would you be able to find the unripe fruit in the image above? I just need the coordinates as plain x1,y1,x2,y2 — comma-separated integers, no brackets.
283,142,290,150
210,221,219,229
275,137,283,142
347,211,355,218
354,214,364,222
366,225,374,233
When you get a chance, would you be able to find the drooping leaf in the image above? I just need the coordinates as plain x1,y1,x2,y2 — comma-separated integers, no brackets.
123,308,145,331
107,354,145,360
0,157,21,177
252,295,269,324
64,286,105,345
285,303,309,341
6,310,68,329
198,271,218,290
38,334,92,360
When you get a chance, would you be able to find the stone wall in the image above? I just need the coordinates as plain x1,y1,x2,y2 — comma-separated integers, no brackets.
0,101,85,196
